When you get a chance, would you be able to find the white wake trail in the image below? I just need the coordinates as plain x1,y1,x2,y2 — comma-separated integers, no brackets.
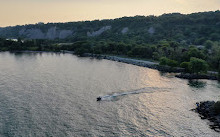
99,87,170,101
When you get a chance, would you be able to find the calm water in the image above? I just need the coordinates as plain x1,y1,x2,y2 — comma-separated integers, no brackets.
0,52,219,137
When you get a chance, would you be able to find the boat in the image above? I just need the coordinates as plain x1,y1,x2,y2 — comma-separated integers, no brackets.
97,97,101,101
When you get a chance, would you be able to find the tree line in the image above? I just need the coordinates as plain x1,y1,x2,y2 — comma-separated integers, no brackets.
0,38,220,75
0,11,220,75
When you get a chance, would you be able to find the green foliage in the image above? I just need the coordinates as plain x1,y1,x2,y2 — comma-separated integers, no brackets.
187,48,206,60
0,38,53,51
128,45,153,58
180,62,190,72
204,40,214,49
167,60,178,68
74,48,87,56
152,52,160,60
71,41,91,56
159,57,168,65
210,33,220,41
188,57,208,74
159,57,178,67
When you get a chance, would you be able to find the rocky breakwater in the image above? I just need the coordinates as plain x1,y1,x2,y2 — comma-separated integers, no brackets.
84,53,185,73
195,101,220,132
176,73,218,80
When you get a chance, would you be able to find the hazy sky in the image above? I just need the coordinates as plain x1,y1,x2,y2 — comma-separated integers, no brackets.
0,0,219,27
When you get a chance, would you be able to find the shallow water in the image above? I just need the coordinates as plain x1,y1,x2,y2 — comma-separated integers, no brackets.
0,52,219,137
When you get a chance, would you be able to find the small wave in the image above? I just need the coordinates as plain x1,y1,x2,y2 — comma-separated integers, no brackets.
98,87,170,101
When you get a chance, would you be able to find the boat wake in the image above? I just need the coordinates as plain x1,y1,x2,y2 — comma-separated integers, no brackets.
97,87,170,101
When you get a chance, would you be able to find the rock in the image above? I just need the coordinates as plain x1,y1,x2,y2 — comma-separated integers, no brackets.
82,54,188,73
176,73,218,80
18,27,73,39
148,27,155,35
195,101,220,132
87,26,111,37
121,27,129,34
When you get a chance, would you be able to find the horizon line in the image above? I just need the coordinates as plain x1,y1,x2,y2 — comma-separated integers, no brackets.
1,10,219,28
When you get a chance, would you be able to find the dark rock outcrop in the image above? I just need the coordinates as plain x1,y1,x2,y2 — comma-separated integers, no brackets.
194,101,220,132
176,73,218,80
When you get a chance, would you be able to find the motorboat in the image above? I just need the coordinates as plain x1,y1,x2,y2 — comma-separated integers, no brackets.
97,97,101,101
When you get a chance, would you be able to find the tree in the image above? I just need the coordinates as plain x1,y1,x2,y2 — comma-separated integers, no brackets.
74,47,87,56
210,33,220,41
170,41,179,51
159,57,178,67
204,40,214,49
187,48,206,60
152,52,160,60
166,59,178,67
180,62,190,72
159,57,168,65
188,57,208,74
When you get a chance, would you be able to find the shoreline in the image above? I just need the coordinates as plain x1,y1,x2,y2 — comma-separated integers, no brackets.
84,53,219,80
175,73,218,80
5,51,219,80
84,53,185,73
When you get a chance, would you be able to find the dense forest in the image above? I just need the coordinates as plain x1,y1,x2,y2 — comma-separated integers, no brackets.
0,11,220,75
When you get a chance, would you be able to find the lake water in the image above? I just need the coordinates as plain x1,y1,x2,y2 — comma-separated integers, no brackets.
0,52,219,137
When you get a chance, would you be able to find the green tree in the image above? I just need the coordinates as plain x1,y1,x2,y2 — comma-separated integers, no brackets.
159,57,178,67
180,62,190,72
159,57,168,65
210,33,220,41
204,40,214,49
152,52,160,60
188,57,208,74
74,47,87,56
167,59,178,67
187,48,206,60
